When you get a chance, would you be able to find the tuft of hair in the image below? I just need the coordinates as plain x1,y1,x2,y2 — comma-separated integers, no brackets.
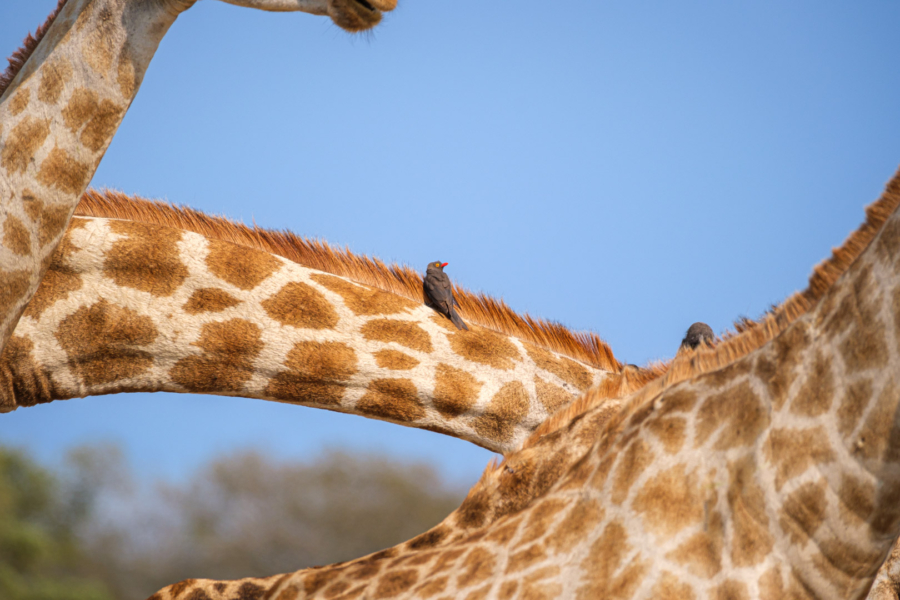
523,165,900,446
75,189,627,373
0,0,69,100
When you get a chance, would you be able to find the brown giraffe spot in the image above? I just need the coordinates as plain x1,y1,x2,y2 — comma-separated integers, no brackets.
484,518,521,545
274,585,299,600
658,387,700,415
534,375,572,414
205,238,282,290
81,11,116,74
632,463,704,538
37,202,71,248
182,288,241,314
428,313,457,332
310,273,417,316
837,378,874,439
838,472,875,524
304,570,340,596
811,537,883,593
374,349,419,371
117,44,138,97
235,581,264,600
361,319,432,353
525,344,592,390
519,498,568,544
0,269,30,324
167,579,195,598
38,58,73,104
499,581,519,598
265,341,357,405
876,213,900,264
611,438,653,504
412,575,448,598
695,380,769,451
9,88,29,116
576,521,648,600
374,570,419,597
3,215,30,256
170,319,262,393
763,426,836,491
322,580,351,598
829,267,889,372
357,379,425,422
646,415,687,454
853,380,900,463
473,381,529,443
432,363,482,417
546,498,605,554
757,568,783,599
873,480,900,536
22,220,86,319
791,351,835,417
519,569,563,600
104,220,187,296
712,580,749,600
60,88,123,152
36,146,91,195
56,300,157,387
22,189,43,223
506,544,546,574
456,488,491,529
448,327,521,370
665,510,723,577
1,116,50,175
213,583,228,593
262,282,339,330
408,527,448,549
780,478,828,545
431,548,465,575
185,590,210,600
727,454,773,567
653,572,696,600
754,321,810,412
458,547,495,587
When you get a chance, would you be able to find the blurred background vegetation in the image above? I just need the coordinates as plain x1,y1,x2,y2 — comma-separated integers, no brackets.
0,444,467,600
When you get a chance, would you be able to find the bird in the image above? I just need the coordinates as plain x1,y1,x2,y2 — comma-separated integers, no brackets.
423,261,468,331
680,322,715,350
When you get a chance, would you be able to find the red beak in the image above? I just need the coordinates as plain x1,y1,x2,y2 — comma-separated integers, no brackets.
441,262,449,267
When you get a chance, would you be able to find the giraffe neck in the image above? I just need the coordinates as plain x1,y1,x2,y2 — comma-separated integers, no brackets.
0,0,192,357
147,169,900,600
0,214,614,454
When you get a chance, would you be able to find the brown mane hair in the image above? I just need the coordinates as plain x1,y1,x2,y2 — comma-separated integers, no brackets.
528,166,900,446
75,189,628,373
0,0,68,100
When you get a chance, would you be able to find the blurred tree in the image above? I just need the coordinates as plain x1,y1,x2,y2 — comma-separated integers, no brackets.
0,447,112,600
71,448,466,599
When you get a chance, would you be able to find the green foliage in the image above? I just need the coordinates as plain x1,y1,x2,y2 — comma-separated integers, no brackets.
0,448,112,600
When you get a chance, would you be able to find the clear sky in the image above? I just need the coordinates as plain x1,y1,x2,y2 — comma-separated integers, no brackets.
1,1,899,486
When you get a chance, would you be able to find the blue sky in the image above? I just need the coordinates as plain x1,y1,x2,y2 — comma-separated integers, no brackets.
1,1,899,485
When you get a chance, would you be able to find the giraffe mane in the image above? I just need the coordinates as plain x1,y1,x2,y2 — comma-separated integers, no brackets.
528,166,900,447
0,0,69,100
75,188,627,373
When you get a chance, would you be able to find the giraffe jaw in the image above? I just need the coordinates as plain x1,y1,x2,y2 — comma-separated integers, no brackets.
328,0,396,32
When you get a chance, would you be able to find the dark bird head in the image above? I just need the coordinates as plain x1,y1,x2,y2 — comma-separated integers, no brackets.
681,322,715,350
427,261,448,271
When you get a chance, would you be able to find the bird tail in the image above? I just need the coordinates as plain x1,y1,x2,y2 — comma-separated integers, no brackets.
450,308,469,331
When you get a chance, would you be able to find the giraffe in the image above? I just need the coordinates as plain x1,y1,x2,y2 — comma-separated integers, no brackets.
0,188,656,454
0,0,395,365
130,166,900,598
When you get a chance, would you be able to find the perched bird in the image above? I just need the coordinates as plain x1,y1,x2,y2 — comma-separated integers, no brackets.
423,261,468,331
681,322,715,350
